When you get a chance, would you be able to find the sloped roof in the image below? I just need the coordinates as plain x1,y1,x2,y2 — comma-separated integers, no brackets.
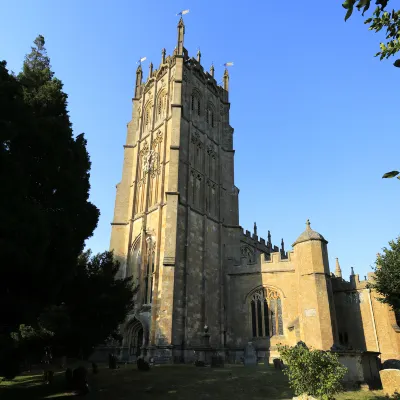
292,219,328,247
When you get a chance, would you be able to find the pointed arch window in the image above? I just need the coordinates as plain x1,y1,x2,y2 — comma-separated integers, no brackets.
206,103,215,127
156,91,167,121
191,91,201,116
249,288,283,338
143,239,156,305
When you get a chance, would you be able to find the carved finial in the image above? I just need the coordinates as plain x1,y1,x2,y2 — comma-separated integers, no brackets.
281,238,285,252
335,258,342,278
135,64,143,97
223,68,229,91
267,230,272,247
177,17,185,55
364,275,367,281
376,253,382,270
161,48,166,64
210,63,215,78
197,47,201,63
149,62,153,78
306,219,311,230
254,222,257,236
351,267,355,276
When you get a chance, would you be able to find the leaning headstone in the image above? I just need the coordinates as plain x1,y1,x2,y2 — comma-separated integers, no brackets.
43,370,54,384
108,353,117,369
273,358,285,370
243,342,257,366
211,353,224,368
73,366,90,395
380,369,400,398
91,362,99,374
195,360,205,367
137,357,150,371
65,368,73,390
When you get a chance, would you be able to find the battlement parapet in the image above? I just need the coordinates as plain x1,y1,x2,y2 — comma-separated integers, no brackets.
263,250,294,265
227,249,295,275
332,273,371,292
240,227,284,253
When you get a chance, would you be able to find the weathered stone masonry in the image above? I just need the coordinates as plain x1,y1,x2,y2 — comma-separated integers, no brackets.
109,18,400,364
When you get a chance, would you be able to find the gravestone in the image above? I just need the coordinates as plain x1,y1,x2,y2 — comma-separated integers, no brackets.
273,358,284,370
65,368,73,390
380,369,400,397
137,357,150,371
243,342,257,366
211,353,224,368
108,353,117,369
72,366,90,395
92,362,99,374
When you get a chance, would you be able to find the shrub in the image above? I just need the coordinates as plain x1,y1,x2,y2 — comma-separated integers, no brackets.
277,342,347,400
0,334,20,380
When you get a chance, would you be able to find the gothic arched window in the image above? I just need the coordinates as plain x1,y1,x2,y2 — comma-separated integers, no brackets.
249,288,283,338
206,103,215,127
156,91,167,121
143,239,156,304
144,102,152,130
127,236,141,289
191,91,201,116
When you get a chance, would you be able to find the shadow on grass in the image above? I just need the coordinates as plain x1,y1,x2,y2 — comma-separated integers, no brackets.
3,364,387,400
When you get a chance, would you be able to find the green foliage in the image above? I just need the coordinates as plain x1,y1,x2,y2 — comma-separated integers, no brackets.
382,170,400,179
342,0,400,67
0,35,99,333
6,251,133,362
368,237,400,312
55,250,134,358
0,334,20,380
277,343,348,400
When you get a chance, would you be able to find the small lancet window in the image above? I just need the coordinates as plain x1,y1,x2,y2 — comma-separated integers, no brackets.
191,92,201,116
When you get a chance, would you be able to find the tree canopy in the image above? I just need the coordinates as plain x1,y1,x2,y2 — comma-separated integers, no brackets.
0,35,100,333
12,251,134,361
368,237,400,312
342,1,400,67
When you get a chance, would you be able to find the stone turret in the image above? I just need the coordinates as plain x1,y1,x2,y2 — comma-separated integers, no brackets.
223,68,229,91
335,258,342,278
135,64,143,99
293,220,336,350
177,17,185,55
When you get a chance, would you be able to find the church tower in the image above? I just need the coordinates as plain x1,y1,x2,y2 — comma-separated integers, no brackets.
110,18,238,362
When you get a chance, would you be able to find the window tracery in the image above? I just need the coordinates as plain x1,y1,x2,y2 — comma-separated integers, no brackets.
144,102,153,131
143,237,156,304
156,91,167,121
206,102,215,127
241,245,255,264
249,288,283,338
191,90,201,116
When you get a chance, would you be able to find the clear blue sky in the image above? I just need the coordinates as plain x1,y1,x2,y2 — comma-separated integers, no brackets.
1,0,399,281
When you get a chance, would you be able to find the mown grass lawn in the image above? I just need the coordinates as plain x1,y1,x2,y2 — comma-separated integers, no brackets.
0,363,389,400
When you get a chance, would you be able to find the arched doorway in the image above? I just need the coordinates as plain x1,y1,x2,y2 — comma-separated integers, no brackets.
131,327,143,357
127,318,144,360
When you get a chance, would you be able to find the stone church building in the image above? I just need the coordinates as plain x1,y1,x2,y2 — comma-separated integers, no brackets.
109,18,400,364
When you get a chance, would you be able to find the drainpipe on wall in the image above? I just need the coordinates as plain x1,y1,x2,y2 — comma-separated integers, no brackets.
367,289,380,354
